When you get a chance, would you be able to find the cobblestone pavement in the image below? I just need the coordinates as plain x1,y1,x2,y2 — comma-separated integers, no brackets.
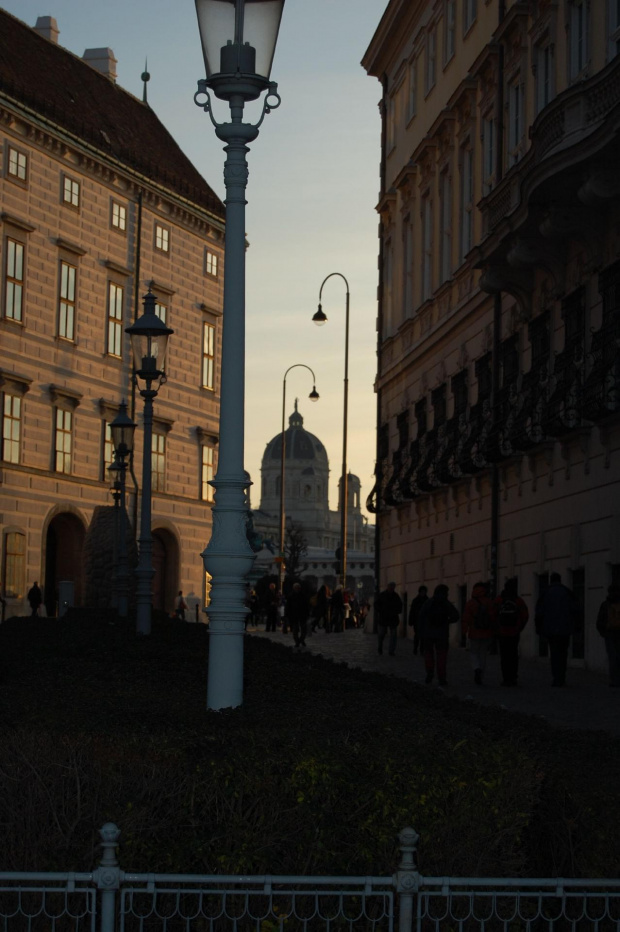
250,626,620,737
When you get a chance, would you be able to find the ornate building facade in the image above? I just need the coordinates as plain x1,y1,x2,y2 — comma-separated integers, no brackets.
363,0,620,670
250,404,375,597
0,12,224,617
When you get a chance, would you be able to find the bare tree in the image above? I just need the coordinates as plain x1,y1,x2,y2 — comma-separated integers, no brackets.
285,522,308,580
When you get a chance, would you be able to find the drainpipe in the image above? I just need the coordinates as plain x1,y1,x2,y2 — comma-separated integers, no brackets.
374,73,388,606
490,0,506,597
129,190,143,533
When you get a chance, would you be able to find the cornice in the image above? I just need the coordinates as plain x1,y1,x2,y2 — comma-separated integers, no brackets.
56,237,87,256
49,384,83,408
0,212,35,233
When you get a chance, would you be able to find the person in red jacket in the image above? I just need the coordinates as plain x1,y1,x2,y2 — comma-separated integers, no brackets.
494,577,529,687
462,581,497,686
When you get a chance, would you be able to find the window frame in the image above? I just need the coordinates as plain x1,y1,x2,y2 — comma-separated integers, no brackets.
507,76,525,167
459,143,474,262
62,174,81,209
2,530,26,599
4,237,25,323
407,57,417,121
425,24,437,95
107,281,124,357
58,260,77,342
54,407,73,474
2,392,21,464
463,0,477,35
444,0,456,65
202,320,216,390
481,113,496,196
152,430,166,492
609,0,620,59
201,444,215,503
205,250,219,278
568,0,588,81
7,146,28,184
535,41,554,114
155,223,170,254
402,214,414,319
439,169,452,283
422,193,433,302
111,200,127,233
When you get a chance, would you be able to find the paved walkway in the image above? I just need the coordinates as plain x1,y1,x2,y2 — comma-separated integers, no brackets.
250,626,620,737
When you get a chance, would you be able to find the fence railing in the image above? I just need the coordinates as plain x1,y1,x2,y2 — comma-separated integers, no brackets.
2,824,620,932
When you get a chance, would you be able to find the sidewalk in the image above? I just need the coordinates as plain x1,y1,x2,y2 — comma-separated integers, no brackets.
250,626,620,736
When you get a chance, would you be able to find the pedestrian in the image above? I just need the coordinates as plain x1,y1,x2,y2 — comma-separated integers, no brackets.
493,577,529,687
418,584,459,685
408,585,428,655
264,582,280,632
174,590,188,621
375,581,403,656
596,583,620,687
248,589,260,627
287,582,310,649
315,584,331,632
535,572,581,687
27,581,43,618
331,585,345,633
462,581,497,685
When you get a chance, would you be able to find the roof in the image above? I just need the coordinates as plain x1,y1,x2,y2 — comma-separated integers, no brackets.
0,9,224,220
263,406,328,466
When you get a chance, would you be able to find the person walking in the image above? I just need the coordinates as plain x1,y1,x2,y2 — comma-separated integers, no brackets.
27,581,43,618
596,583,620,687
494,577,529,686
462,581,497,686
331,585,345,633
535,572,580,686
408,585,428,655
375,581,403,656
174,590,188,621
264,582,280,633
287,582,310,650
418,584,459,685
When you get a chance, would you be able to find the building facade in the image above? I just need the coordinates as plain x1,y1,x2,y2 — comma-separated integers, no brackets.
250,403,375,597
0,12,224,617
363,0,620,670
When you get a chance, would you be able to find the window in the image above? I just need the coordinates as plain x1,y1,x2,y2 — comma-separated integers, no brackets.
387,94,396,150
7,147,27,182
152,432,166,492
609,0,620,58
444,0,456,63
439,170,452,283
111,201,127,232
5,238,24,321
62,175,80,208
384,239,394,333
2,393,21,463
425,25,437,93
507,78,524,166
58,261,77,341
482,116,496,195
107,282,124,357
407,58,417,120
569,1,588,80
54,408,73,474
463,0,477,34
460,145,473,261
2,531,25,599
422,194,433,301
155,224,169,253
205,250,218,277
202,321,215,390
402,216,413,318
103,422,114,472
536,43,554,113
154,302,167,323
202,445,215,502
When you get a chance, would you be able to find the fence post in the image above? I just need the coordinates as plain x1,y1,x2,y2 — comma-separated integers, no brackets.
395,827,419,932
95,823,121,932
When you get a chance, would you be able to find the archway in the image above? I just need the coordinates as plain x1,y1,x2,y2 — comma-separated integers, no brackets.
44,512,86,616
152,527,179,615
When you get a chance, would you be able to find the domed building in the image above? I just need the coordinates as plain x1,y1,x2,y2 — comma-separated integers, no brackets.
250,402,375,597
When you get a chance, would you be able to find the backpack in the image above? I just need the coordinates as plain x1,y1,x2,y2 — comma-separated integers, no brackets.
498,598,519,629
473,599,491,629
607,602,620,631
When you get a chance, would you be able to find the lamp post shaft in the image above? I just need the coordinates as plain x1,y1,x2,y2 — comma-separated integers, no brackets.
279,378,287,594
136,386,155,636
117,462,129,618
341,288,350,590
203,97,258,710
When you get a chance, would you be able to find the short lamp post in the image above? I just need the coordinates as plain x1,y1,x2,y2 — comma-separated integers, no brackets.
278,365,319,592
125,290,173,636
194,0,285,710
109,401,135,618
313,273,350,589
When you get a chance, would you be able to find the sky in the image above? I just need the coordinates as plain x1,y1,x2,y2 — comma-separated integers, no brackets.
3,0,386,515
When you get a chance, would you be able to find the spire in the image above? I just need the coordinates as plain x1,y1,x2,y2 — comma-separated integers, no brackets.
141,59,150,104
288,400,303,428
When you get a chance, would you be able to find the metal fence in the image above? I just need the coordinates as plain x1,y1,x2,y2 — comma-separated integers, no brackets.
1,824,620,932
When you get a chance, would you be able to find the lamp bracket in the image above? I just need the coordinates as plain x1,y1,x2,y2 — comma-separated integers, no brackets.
194,79,280,132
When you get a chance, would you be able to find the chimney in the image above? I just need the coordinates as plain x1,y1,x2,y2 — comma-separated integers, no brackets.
82,48,118,82
34,15,59,43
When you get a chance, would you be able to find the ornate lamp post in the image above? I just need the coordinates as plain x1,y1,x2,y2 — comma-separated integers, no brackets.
313,273,350,589
125,291,173,636
109,401,135,618
278,365,319,592
194,0,285,710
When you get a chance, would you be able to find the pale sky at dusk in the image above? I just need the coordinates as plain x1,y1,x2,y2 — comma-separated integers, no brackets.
3,0,386,516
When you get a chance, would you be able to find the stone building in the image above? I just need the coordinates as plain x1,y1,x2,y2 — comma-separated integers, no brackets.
363,0,620,671
0,11,224,617
250,403,375,597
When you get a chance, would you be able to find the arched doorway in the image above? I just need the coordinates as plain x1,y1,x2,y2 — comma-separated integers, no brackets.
152,527,179,615
44,512,86,616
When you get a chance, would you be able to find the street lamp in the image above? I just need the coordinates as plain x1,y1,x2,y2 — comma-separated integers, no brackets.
125,290,173,636
194,0,285,710
109,401,135,618
278,365,319,592
313,273,350,590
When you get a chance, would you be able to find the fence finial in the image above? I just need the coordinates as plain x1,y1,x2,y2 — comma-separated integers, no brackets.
396,826,420,932
99,823,120,869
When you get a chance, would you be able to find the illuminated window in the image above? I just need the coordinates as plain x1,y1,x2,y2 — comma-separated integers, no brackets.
2,531,25,599
54,408,73,474
2,394,21,463
62,175,80,208
103,422,114,472
202,322,215,390
111,201,127,231
8,147,27,181
152,432,166,491
58,261,77,340
155,224,169,253
205,250,218,277
202,445,215,502
107,282,124,357
154,302,167,323
5,239,24,321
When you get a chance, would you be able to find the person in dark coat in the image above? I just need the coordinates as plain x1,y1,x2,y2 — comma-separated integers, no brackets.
535,572,580,686
596,583,620,687
375,582,403,655
408,585,428,655
286,582,310,649
314,584,331,632
493,577,529,687
27,581,43,618
264,583,280,633
418,584,459,685
462,581,497,686
330,586,345,633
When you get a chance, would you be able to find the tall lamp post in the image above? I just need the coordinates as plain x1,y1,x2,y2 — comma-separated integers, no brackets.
313,273,350,589
126,291,173,636
278,365,319,591
194,0,285,710
109,401,136,618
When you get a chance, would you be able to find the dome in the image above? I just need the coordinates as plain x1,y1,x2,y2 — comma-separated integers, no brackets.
262,402,328,469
